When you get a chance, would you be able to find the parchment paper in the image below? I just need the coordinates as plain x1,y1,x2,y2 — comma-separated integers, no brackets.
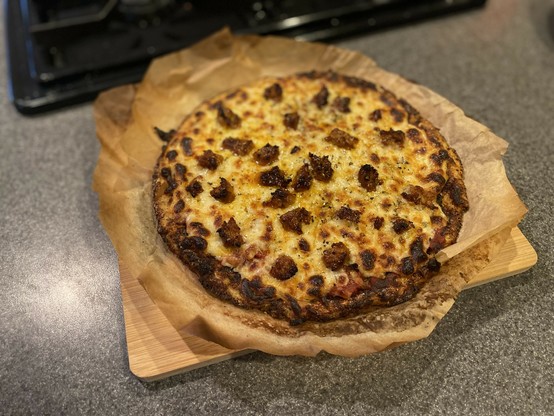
93,29,527,356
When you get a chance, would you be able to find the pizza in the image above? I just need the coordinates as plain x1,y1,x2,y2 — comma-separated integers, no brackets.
152,70,469,326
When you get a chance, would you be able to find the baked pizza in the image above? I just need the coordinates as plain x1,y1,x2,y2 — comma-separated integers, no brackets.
152,71,469,325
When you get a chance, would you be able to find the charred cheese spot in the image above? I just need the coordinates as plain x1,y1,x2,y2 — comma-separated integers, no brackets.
185,177,203,197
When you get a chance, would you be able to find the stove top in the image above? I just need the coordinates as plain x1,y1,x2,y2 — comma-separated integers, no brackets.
5,0,486,114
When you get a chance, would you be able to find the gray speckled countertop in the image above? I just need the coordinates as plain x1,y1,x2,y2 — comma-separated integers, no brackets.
1,0,553,414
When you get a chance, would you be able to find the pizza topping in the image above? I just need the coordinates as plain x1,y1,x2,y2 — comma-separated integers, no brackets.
263,83,283,102
280,208,311,234
325,128,359,149
360,250,376,270
392,218,413,234
185,177,204,197
174,163,187,180
259,166,290,188
154,126,176,142
270,255,298,280
333,96,351,113
181,137,194,155
222,137,254,155
290,145,301,154
178,236,208,252
369,109,382,122
283,112,300,129
261,188,295,209
336,206,361,223
292,164,313,192
174,199,185,213
197,150,223,170
309,153,333,182
210,178,235,203
358,164,379,192
160,167,177,194
298,238,310,252
312,86,329,108
369,217,383,231
217,217,244,248
380,129,406,146
215,101,241,128
323,242,350,271
253,144,280,165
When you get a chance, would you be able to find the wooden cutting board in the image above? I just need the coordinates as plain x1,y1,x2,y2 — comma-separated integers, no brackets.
120,227,536,381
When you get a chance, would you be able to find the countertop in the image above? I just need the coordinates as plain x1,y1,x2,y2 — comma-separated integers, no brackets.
1,0,553,414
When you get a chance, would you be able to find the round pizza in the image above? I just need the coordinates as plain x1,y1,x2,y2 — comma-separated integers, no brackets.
152,71,469,325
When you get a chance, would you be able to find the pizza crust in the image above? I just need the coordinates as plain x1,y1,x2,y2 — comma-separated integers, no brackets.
93,30,527,356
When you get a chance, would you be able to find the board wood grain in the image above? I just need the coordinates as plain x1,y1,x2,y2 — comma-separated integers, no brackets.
120,227,536,381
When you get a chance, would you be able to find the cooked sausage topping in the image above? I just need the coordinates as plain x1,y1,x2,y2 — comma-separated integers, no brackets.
217,217,244,248
358,164,379,192
325,128,359,149
270,255,298,280
215,102,241,128
262,188,296,209
280,208,311,234
253,144,280,165
210,178,235,203
259,166,291,188
263,83,283,102
323,242,350,271
312,86,329,108
283,112,300,129
222,137,254,156
333,96,351,113
197,150,223,170
309,153,333,182
292,164,313,192
336,206,361,223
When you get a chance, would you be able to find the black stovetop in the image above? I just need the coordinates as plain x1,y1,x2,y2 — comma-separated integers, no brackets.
5,0,486,114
